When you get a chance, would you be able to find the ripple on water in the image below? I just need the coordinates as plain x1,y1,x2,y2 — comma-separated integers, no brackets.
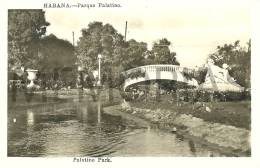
8,98,223,157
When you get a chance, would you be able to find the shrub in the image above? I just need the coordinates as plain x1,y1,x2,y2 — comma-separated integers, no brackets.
126,69,146,79
177,89,249,102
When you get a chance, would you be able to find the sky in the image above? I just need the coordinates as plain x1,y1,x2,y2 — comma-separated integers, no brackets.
45,0,250,68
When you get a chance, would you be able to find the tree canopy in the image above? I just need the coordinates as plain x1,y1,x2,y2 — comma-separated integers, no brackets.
76,22,125,71
76,22,181,88
8,9,50,69
121,39,147,70
209,40,251,88
38,34,75,72
145,38,179,65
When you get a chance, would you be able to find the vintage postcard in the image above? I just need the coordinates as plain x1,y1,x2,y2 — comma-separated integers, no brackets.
1,0,259,168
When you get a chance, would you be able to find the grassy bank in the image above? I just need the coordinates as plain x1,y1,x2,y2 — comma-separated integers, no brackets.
122,99,250,155
129,94,251,130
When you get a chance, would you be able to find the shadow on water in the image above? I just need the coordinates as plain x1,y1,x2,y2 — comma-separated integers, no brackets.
176,134,184,142
24,90,34,103
8,89,225,157
8,89,128,157
188,140,196,155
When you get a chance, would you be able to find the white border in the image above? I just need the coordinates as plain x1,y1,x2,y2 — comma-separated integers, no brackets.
1,0,259,168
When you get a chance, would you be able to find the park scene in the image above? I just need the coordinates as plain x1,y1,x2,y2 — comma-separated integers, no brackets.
8,9,250,157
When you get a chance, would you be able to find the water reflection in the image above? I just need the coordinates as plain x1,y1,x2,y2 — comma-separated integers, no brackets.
11,82,17,102
78,89,83,102
41,89,47,102
26,109,34,126
176,134,184,142
77,102,97,125
188,140,196,156
97,99,101,124
24,90,34,103
8,93,223,157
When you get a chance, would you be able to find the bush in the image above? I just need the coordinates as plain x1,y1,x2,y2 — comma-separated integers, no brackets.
126,69,145,79
177,89,250,102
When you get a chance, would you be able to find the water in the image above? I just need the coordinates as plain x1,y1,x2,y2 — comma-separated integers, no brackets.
8,93,222,157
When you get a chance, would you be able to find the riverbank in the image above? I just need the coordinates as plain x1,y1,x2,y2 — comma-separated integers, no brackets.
130,94,251,130
103,101,250,156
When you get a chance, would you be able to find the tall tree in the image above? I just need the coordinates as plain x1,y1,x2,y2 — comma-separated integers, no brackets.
76,22,125,73
39,34,75,72
209,40,251,88
147,38,179,65
76,22,126,101
121,39,147,70
143,38,180,100
8,9,50,69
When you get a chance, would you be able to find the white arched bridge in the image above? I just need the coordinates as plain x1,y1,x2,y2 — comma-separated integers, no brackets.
123,64,198,91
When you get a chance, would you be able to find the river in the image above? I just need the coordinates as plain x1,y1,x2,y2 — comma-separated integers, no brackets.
8,92,224,157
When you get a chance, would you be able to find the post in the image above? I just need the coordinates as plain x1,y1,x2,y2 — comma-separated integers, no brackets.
98,58,101,82
72,31,75,47
97,96,101,124
97,54,102,86
124,21,127,41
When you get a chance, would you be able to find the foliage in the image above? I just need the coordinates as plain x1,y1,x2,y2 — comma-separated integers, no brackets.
115,73,127,89
145,38,179,65
8,10,50,69
182,71,193,80
38,34,75,72
126,70,146,79
121,39,147,70
177,89,250,102
83,72,95,88
209,40,251,88
76,22,125,70
157,80,190,92
182,67,208,84
194,67,208,84
76,22,152,89
143,38,180,90
130,99,251,130
76,22,126,88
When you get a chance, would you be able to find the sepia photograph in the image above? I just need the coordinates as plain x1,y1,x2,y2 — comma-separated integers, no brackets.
6,1,252,158
3,2,260,168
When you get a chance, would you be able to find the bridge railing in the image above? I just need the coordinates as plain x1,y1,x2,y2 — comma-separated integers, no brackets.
125,64,194,75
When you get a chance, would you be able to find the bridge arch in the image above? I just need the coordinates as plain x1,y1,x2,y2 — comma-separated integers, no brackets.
123,64,198,91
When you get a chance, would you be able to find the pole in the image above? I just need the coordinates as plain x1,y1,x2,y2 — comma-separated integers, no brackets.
97,97,101,124
124,21,127,41
98,58,101,83
97,55,101,86
72,31,75,47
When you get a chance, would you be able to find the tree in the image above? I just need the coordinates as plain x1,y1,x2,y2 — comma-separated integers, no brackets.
121,39,147,70
76,22,125,73
37,34,76,87
76,22,126,101
146,38,179,65
39,34,75,72
209,40,251,88
8,9,50,69
144,38,180,98
194,67,208,85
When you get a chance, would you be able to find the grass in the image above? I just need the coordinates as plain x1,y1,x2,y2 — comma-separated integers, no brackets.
129,94,251,130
